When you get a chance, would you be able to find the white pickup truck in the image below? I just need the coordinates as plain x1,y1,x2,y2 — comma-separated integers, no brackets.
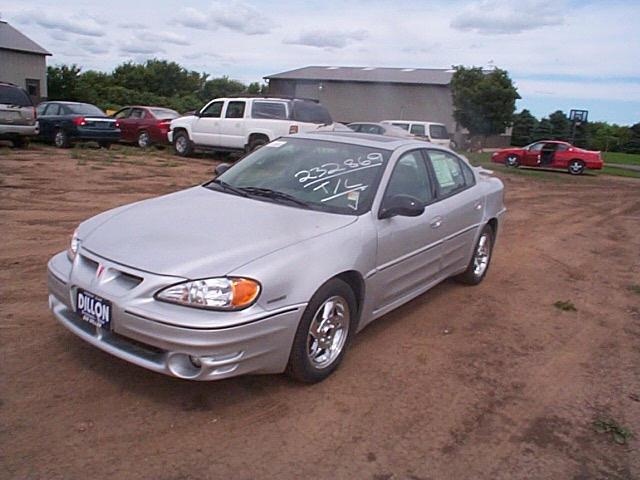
168,97,334,156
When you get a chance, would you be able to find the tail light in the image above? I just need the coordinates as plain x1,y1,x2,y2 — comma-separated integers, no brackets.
158,120,171,132
73,116,86,126
289,125,299,134
115,120,121,128
33,107,37,120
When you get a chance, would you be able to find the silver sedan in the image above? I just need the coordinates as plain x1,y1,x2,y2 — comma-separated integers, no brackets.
47,132,505,383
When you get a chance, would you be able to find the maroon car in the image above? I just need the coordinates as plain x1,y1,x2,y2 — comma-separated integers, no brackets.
113,106,180,147
491,140,604,175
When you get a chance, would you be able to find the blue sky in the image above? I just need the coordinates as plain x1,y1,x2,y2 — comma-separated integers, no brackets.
3,0,639,125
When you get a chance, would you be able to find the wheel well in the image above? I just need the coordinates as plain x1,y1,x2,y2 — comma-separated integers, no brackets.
487,218,498,235
173,127,188,138
571,158,585,164
248,133,269,145
334,270,365,317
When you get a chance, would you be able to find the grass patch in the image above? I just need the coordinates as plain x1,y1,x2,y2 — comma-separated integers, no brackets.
599,166,640,179
554,300,577,312
628,284,640,295
593,418,634,445
603,152,640,166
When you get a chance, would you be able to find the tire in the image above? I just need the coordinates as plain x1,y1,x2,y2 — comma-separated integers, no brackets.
286,278,356,383
455,225,494,285
568,160,585,175
247,136,268,152
53,129,70,148
98,141,112,149
505,154,519,167
137,130,151,148
11,137,28,148
174,131,193,157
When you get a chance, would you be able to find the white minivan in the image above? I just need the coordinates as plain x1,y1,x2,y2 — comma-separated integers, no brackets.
381,120,452,148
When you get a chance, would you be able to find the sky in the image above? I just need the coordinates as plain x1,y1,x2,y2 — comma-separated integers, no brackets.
2,0,639,125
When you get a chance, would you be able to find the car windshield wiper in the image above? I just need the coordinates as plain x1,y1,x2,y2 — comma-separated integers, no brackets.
209,178,250,197
239,187,312,208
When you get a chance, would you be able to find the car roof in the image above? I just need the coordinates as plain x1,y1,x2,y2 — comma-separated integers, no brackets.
383,120,445,126
292,131,431,150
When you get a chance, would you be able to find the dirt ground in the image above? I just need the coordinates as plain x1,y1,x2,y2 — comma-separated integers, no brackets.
1,143,639,480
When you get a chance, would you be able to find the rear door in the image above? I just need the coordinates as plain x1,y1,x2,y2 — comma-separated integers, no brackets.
191,100,223,146
37,103,61,139
218,100,247,149
425,149,484,276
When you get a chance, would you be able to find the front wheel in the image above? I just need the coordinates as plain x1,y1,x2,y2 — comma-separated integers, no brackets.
505,154,519,167
173,131,193,157
137,131,151,148
455,225,494,285
568,160,585,175
54,129,70,148
286,279,356,383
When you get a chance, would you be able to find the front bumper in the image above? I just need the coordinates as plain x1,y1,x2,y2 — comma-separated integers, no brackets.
47,250,304,380
167,130,174,143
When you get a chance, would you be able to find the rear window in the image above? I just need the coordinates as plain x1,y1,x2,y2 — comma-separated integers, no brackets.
429,124,449,139
410,124,426,136
149,108,179,119
0,85,33,107
252,101,287,120
290,101,332,124
67,104,105,116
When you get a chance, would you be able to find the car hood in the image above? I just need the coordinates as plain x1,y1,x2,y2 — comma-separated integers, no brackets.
80,186,356,279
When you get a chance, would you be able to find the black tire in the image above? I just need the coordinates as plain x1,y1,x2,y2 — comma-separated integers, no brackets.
568,160,585,175
98,141,112,149
137,130,151,148
286,278,357,383
505,154,519,168
247,136,268,152
53,129,70,148
11,137,28,148
455,225,494,285
174,131,193,157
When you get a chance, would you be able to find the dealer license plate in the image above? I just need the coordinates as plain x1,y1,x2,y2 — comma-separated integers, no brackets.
76,289,112,329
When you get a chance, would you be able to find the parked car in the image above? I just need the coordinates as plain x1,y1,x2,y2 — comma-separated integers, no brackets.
168,96,334,156
113,106,180,147
491,140,604,175
36,101,120,148
0,82,38,147
347,122,415,139
382,120,453,148
47,131,505,383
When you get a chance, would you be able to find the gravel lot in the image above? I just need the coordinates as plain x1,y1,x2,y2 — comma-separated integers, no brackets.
1,144,639,480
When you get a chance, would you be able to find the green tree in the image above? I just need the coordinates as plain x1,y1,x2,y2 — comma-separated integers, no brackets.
247,82,262,94
511,109,538,146
202,76,246,100
622,123,640,153
450,66,520,147
47,64,82,100
548,110,570,141
532,117,552,141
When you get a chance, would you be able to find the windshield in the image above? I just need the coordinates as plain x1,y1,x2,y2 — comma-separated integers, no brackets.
149,108,179,119
68,104,105,116
210,138,391,215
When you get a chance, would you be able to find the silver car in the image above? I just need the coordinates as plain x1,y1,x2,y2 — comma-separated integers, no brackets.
47,132,505,383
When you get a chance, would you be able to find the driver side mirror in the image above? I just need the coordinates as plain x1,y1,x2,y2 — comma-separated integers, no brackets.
379,195,425,219
214,163,231,176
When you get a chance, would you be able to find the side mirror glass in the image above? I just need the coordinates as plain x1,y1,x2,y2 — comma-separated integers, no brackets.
214,163,231,176
379,195,424,219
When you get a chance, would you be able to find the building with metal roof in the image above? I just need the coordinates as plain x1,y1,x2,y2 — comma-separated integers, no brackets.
0,21,51,100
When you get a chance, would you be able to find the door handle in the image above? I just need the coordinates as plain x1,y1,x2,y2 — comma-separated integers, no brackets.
475,202,482,211
430,216,443,229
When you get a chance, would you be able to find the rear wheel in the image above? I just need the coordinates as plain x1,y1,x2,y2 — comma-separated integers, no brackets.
137,130,151,148
174,131,193,157
568,160,585,175
54,129,70,148
455,225,494,285
505,154,519,167
247,136,268,152
11,137,28,148
286,279,356,383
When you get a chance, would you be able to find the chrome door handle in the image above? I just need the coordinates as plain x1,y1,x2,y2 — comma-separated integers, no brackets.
430,216,443,229
475,203,482,210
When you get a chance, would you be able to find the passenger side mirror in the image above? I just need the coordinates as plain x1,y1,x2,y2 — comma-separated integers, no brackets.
379,195,425,219
214,163,231,176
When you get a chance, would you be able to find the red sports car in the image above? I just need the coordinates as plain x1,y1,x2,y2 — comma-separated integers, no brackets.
113,106,180,147
491,140,603,175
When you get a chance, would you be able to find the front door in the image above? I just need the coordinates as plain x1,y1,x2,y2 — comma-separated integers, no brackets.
522,142,544,166
191,101,223,146
373,149,444,315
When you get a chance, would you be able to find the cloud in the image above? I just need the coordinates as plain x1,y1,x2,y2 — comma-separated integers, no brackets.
176,1,273,35
135,31,190,46
117,22,147,29
451,0,564,34
516,79,640,102
119,43,165,55
82,39,110,55
284,29,368,49
14,10,105,37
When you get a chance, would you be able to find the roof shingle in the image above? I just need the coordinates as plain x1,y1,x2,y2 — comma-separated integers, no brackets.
0,21,51,56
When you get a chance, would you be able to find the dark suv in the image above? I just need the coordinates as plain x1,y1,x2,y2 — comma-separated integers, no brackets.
0,82,38,147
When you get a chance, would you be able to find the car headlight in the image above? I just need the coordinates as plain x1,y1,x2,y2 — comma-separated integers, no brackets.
155,277,261,310
68,228,80,260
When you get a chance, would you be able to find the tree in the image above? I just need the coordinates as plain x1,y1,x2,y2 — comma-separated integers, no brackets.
202,76,246,100
511,109,538,146
47,64,82,100
450,66,520,147
548,110,570,141
532,117,552,141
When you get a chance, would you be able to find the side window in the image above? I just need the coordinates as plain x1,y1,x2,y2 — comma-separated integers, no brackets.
129,108,144,119
349,124,362,132
201,101,223,118
225,101,246,119
114,108,131,119
529,142,544,151
428,150,468,196
36,103,48,115
45,104,61,116
410,124,426,136
384,151,433,204
251,101,287,119
556,144,568,152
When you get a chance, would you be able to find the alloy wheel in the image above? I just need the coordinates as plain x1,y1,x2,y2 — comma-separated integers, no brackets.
306,296,350,369
473,232,492,277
